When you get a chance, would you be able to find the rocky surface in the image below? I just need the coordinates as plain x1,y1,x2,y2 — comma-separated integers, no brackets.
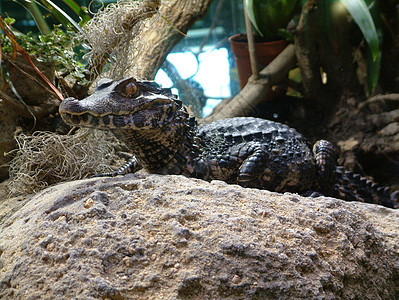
0,174,398,299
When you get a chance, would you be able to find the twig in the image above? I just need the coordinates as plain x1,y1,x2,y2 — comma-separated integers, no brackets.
243,0,259,81
3,55,60,99
358,94,399,110
0,18,64,101
0,90,29,115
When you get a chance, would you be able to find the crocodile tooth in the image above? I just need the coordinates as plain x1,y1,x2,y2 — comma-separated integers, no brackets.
336,166,345,173
371,183,379,189
81,113,89,123
353,174,361,182
71,115,81,125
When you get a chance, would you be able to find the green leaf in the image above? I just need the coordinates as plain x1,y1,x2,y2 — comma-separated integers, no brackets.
246,0,301,40
339,0,379,61
366,46,381,92
245,0,262,36
364,0,382,92
35,0,84,33
4,17,16,25
13,0,52,35
59,0,91,25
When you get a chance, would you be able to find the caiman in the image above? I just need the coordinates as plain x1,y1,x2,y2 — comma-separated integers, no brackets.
59,77,396,208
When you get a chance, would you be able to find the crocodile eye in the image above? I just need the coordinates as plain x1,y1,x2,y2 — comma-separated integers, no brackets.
123,82,138,97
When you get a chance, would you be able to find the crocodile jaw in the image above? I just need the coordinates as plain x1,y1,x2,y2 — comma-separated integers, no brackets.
59,96,175,130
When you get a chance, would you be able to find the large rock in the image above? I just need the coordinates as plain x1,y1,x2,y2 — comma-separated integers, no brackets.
0,174,398,299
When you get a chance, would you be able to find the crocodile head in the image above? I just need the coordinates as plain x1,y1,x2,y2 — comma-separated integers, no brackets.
59,77,185,130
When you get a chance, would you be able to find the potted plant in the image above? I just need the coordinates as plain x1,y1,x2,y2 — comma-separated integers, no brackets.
229,0,302,89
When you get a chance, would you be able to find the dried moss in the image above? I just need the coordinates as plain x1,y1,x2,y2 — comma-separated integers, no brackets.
82,0,160,79
7,129,121,196
3,1,164,197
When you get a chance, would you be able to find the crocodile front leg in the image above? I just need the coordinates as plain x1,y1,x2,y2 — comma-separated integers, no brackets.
237,145,271,188
206,142,271,188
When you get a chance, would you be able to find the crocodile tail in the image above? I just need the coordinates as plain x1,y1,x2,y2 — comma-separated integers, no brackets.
334,166,396,208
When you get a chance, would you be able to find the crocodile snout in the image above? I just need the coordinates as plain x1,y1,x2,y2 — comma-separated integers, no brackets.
59,97,88,115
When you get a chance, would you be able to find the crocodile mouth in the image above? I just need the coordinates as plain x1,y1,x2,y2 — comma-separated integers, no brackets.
60,111,135,129
59,96,175,129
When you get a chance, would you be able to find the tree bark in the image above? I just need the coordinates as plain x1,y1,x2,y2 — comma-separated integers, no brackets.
294,0,363,100
294,0,324,99
133,0,214,79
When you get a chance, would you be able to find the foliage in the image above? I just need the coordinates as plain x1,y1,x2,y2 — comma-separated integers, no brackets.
1,0,91,89
245,0,302,41
11,0,90,33
340,0,378,60
0,21,89,85
339,0,381,92
0,16,64,101
246,0,382,92
37,0,91,27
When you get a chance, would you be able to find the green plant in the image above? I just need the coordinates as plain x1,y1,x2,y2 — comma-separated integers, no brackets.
1,0,92,89
12,0,90,34
245,0,302,41
318,0,382,92
246,0,382,92
339,0,381,92
0,16,64,100
0,18,89,85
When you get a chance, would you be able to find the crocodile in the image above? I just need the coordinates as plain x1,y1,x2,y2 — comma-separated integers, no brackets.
59,77,396,208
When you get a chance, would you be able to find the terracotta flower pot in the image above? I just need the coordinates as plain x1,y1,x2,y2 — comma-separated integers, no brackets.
229,33,288,90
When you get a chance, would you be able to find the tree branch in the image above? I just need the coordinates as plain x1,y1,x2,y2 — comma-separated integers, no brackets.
203,44,297,123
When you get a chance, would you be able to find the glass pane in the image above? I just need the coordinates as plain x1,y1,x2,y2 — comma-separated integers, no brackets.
154,0,245,117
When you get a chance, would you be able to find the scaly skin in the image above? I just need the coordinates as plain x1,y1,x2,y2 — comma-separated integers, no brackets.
59,77,395,208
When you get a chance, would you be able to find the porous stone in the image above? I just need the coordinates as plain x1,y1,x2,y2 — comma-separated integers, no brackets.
0,174,398,299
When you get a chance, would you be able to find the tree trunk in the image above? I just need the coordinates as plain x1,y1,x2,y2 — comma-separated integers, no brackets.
132,0,214,79
295,0,363,101
294,0,324,99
